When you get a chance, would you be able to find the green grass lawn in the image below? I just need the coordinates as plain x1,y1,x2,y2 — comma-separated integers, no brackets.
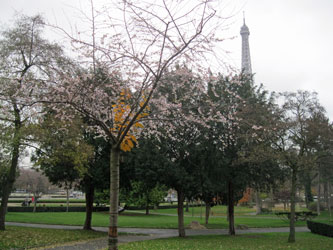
0,226,106,250
140,204,310,217
6,205,330,229
312,211,333,223
118,232,333,250
148,205,256,216
144,206,256,216
5,211,307,229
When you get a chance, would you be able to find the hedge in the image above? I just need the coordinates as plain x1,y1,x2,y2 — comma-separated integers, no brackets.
307,220,333,237
125,205,179,210
7,206,109,212
7,199,85,203
124,203,201,210
7,204,196,212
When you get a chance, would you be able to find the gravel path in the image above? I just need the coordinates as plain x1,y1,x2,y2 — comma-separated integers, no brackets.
6,222,310,250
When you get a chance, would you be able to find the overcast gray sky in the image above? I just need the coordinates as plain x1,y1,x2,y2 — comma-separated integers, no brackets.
1,0,333,119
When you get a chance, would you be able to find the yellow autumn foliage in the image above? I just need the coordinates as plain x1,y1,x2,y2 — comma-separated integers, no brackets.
111,89,149,152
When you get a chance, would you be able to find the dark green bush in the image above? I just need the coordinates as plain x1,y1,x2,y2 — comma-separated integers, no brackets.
8,199,85,203
7,206,108,212
308,202,325,212
260,208,272,214
307,220,333,237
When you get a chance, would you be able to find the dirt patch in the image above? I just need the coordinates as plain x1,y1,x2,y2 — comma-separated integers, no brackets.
236,224,249,230
187,221,207,229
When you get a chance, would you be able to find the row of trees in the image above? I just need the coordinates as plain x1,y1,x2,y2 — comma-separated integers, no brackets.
0,2,227,249
1,2,333,250
120,69,333,242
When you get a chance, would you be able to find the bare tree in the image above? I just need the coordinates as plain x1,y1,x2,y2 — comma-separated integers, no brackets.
273,91,326,243
49,1,229,249
0,15,69,229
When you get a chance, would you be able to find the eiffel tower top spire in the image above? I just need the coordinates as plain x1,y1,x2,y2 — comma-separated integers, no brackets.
240,12,252,74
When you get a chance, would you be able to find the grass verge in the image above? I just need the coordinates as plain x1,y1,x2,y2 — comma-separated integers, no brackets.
118,232,333,250
0,226,106,250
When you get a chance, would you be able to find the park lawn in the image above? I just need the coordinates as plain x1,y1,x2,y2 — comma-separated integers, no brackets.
118,232,333,250
147,204,310,217
312,211,333,223
5,211,306,229
143,205,256,216
0,226,106,250
117,212,306,228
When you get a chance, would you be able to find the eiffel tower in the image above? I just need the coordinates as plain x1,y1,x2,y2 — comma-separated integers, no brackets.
240,14,252,74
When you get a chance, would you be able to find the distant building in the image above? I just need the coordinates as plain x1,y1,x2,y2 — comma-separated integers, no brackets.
165,189,177,203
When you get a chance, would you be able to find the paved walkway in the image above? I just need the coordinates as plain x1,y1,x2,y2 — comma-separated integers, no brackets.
6,222,309,250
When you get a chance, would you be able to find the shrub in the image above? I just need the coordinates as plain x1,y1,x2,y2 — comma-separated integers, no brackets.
308,202,325,212
8,199,85,203
307,220,333,237
7,206,109,212
261,208,272,214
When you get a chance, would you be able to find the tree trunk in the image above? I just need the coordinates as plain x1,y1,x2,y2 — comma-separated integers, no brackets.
176,189,185,237
108,146,120,250
317,171,321,216
227,181,235,236
185,199,189,212
288,168,297,243
304,173,313,208
205,203,211,225
328,182,332,220
66,187,70,213
33,193,37,213
84,178,94,230
0,114,21,230
145,193,150,215
324,182,328,210
255,189,262,215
